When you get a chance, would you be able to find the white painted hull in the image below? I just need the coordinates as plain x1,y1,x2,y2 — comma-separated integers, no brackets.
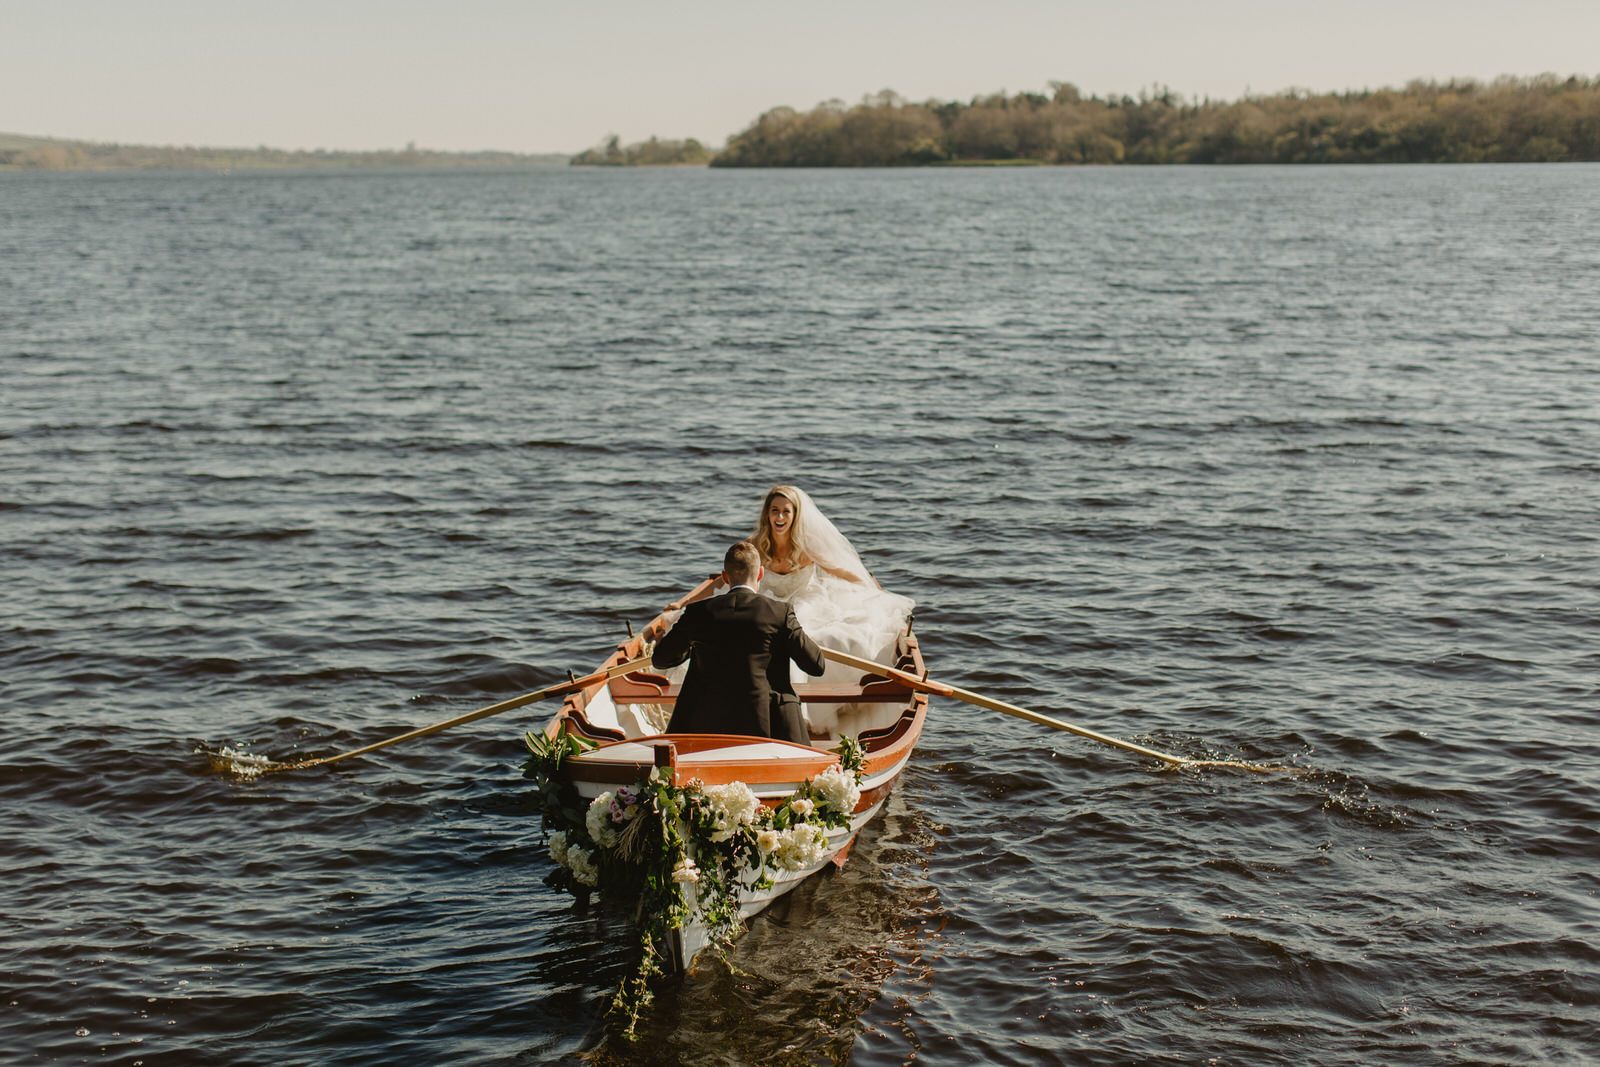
542,627,930,975
665,795,888,970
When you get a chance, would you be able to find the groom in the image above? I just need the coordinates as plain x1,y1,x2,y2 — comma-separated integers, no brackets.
651,541,825,743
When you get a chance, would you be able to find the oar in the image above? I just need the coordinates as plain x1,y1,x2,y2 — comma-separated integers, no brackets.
822,647,1278,773
239,653,654,774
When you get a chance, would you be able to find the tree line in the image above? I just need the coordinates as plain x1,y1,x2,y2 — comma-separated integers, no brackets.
10,75,1595,172
570,135,711,166
711,76,1600,166
0,133,567,171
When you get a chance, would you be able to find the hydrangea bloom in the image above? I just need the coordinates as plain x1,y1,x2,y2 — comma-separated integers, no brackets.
774,825,830,871
548,830,570,866
810,765,860,815
703,781,759,842
565,844,599,887
586,792,620,848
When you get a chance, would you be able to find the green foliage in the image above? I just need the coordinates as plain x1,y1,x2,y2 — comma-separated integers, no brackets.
834,734,865,776
523,730,597,839
570,135,711,166
526,737,868,1038
711,76,1600,167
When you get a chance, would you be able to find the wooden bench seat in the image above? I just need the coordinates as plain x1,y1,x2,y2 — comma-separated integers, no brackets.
609,671,914,704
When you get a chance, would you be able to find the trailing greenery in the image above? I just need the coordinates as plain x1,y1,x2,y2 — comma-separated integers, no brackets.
0,132,568,171
571,135,712,166
711,76,1600,167
524,731,867,1037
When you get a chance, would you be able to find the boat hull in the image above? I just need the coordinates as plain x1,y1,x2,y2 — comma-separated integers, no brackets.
540,629,928,970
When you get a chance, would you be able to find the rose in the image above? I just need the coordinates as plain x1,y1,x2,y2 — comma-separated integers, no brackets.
671,857,700,884
789,797,815,818
756,828,781,854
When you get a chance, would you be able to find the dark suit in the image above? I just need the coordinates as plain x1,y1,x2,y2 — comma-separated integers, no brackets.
653,586,826,742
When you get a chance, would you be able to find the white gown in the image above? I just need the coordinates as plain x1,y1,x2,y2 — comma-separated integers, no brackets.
759,564,911,674
756,490,915,737
642,489,914,740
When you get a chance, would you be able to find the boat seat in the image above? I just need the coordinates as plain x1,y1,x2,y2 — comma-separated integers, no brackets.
609,671,914,705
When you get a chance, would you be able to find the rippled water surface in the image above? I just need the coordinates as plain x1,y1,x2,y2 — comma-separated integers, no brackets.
3,164,1598,1065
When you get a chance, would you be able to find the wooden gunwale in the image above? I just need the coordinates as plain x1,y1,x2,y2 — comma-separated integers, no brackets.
540,628,927,972
545,632,928,798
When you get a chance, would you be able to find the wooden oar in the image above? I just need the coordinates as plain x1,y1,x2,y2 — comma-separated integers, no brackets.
822,647,1278,773
241,653,654,774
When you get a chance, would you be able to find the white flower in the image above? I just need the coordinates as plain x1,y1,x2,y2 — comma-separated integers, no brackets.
756,828,781,854
548,830,570,866
810,765,860,815
789,797,815,818
586,792,619,849
703,781,760,842
670,857,700,884
774,825,831,871
565,844,599,887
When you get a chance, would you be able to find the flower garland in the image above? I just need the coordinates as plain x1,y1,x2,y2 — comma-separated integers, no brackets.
524,731,867,1036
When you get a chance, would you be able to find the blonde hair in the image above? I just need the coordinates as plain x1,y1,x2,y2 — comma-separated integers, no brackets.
751,485,810,570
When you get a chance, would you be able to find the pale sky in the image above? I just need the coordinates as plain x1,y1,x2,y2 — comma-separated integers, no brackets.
7,0,1597,154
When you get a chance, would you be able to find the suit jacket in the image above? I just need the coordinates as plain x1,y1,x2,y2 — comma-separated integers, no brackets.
653,586,826,742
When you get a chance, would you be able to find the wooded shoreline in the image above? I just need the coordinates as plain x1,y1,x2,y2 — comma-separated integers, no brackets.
708,76,1600,167
7,76,1597,172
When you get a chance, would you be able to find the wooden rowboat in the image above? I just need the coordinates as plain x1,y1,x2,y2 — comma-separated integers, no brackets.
535,623,929,972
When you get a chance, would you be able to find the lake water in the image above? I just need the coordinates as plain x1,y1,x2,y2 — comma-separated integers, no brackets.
2,162,1597,1065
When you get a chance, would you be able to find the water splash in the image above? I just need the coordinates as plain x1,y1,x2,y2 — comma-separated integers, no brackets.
198,743,281,780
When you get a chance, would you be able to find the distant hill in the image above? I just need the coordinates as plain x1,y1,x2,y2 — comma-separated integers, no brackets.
0,132,570,171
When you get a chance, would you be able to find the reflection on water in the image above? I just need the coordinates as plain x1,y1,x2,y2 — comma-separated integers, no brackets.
4,163,1598,1064
578,793,944,1065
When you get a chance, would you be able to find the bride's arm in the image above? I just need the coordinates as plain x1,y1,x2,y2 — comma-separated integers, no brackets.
644,573,721,641
667,573,721,612
811,557,865,583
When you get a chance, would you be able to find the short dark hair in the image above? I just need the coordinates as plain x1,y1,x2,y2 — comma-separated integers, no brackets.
724,541,761,584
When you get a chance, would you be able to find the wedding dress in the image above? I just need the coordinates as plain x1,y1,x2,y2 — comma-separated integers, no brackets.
641,488,914,740
757,489,914,738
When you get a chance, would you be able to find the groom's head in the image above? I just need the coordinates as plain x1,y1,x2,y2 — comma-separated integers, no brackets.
723,541,762,587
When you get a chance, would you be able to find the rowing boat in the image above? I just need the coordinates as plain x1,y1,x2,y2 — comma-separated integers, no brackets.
529,622,929,975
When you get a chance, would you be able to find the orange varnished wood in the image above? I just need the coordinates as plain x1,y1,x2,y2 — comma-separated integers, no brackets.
546,631,929,811
607,673,914,705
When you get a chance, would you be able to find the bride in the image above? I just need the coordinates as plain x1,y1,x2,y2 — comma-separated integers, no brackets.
746,485,912,675
648,485,915,738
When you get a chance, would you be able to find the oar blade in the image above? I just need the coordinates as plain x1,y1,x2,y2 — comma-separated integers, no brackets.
207,652,655,777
